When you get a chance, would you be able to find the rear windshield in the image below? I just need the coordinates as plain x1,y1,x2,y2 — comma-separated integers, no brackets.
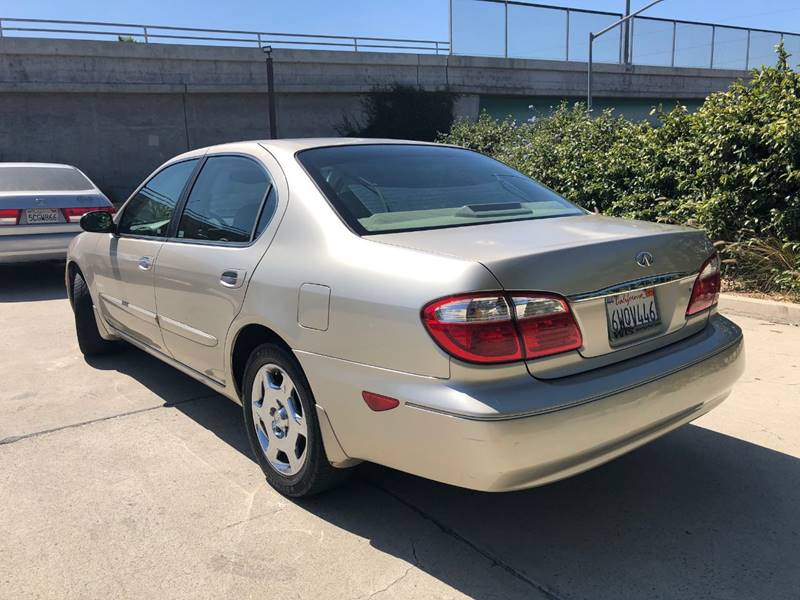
0,166,94,192
297,144,583,234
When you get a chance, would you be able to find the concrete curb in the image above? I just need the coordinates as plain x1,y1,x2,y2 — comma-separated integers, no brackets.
719,294,800,326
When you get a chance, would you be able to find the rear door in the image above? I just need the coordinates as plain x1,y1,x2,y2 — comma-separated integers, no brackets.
93,158,199,352
153,154,278,383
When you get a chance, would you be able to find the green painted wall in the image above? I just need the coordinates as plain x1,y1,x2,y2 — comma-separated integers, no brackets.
480,95,704,123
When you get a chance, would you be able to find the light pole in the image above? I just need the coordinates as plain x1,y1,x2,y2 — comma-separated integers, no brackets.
262,45,278,139
622,0,632,65
587,0,664,112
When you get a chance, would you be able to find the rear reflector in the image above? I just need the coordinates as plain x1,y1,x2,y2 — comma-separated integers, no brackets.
362,391,400,412
62,206,115,223
422,292,582,364
0,209,21,226
686,253,721,316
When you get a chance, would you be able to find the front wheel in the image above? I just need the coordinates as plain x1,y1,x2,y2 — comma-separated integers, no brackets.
71,270,116,356
242,343,350,497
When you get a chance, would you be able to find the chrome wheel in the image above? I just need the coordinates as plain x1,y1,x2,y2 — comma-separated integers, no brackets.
250,363,308,476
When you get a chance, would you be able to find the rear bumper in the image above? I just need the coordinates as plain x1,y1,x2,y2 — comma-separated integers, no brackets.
0,231,77,263
298,314,744,492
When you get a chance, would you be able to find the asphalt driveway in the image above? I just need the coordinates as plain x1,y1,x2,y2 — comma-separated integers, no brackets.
1,262,798,600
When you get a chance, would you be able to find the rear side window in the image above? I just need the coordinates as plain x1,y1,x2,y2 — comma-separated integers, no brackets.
0,165,94,192
118,159,198,238
297,144,583,234
176,156,272,243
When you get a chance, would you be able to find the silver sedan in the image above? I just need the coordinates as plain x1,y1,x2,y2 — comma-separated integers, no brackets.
66,139,744,497
0,163,114,263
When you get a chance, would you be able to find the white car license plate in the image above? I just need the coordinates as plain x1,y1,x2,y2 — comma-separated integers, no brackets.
25,208,60,224
605,288,660,344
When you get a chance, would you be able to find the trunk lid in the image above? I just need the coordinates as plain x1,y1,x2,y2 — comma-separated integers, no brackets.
370,214,715,376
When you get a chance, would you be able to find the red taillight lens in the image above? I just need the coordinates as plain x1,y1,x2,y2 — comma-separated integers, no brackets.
0,209,21,226
62,206,115,223
422,292,582,364
511,295,583,359
686,254,721,316
422,294,522,363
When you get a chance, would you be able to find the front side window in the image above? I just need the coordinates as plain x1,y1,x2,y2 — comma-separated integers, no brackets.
118,159,198,237
177,156,272,243
297,144,584,234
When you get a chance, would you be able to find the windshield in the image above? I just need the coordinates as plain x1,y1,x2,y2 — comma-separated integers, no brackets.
297,144,583,234
0,165,94,193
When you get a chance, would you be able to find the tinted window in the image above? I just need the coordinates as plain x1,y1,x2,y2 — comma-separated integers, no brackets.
177,156,271,243
297,145,583,234
118,159,198,237
0,165,94,192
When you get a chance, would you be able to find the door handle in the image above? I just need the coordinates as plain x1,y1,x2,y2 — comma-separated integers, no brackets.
138,256,153,271
220,269,246,289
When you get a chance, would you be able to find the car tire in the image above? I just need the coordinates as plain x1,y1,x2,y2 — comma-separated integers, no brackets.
242,343,351,497
72,270,116,356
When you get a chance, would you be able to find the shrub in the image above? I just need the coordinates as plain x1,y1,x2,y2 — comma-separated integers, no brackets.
720,236,800,299
439,44,800,296
339,84,457,142
440,44,800,242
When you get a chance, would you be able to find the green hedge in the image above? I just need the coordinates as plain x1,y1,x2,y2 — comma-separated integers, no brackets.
440,45,800,297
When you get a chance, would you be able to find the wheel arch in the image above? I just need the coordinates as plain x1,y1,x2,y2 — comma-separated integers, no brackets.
229,322,294,401
228,321,359,469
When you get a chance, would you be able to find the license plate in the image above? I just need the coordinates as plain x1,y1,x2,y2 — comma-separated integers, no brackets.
25,208,60,224
605,288,660,344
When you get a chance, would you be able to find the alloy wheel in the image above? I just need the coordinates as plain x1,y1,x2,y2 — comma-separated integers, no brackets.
250,363,308,476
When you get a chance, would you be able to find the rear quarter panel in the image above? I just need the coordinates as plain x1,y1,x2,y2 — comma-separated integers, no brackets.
232,152,501,380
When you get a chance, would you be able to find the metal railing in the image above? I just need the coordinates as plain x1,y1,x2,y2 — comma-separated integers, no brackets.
0,17,450,54
449,0,800,69
1,4,799,70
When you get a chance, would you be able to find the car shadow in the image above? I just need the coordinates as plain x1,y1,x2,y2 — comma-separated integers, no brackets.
0,262,68,302
85,345,800,599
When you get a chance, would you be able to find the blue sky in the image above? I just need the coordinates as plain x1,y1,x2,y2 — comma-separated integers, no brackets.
4,0,800,68
4,1,800,39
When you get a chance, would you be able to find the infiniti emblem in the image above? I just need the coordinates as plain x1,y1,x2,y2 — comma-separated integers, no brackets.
635,251,654,268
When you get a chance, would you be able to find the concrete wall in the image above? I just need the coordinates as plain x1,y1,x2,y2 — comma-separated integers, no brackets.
0,37,748,202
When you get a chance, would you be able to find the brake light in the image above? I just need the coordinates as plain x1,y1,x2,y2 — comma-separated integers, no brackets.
512,295,583,359
686,254,721,316
0,209,21,226
62,206,115,223
421,292,582,364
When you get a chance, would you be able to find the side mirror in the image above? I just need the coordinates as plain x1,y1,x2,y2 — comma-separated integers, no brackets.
80,210,115,234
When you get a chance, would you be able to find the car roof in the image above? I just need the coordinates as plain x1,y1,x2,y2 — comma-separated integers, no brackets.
0,162,80,169
257,138,441,152
167,138,444,163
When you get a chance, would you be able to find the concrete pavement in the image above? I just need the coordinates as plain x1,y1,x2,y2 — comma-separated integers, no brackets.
1,262,798,599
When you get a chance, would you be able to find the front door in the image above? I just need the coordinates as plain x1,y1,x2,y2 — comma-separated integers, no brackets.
93,158,200,352
153,154,278,382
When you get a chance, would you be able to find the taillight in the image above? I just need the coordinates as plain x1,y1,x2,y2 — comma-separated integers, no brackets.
62,206,115,224
511,295,583,359
0,209,21,226
686,253,721,316
422,292,582,364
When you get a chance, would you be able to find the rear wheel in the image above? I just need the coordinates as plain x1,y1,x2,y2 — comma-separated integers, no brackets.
71,270,115,356
242,343,350,497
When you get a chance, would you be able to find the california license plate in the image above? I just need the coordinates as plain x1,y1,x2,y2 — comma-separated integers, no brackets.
605,288,660,344
25,208,60,224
